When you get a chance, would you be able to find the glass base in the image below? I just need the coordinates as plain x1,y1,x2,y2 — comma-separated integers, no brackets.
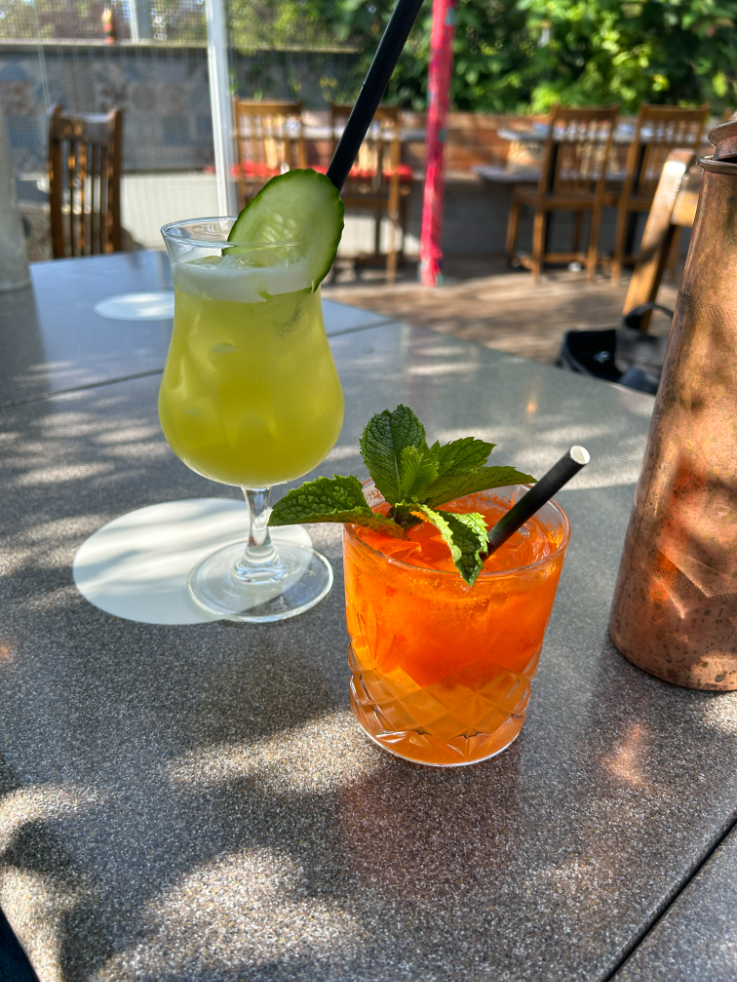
353,704,525,768
348,638,533,767
188,540,333,623
350,680,526,767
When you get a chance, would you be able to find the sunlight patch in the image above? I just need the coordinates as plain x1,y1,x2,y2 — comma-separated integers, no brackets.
93,849,358,980
167,710,381,794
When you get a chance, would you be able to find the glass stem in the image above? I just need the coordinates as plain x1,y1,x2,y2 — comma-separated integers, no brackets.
234,488,286,582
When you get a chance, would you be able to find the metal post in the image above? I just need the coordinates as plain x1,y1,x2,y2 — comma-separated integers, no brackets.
420,0,457,286
128,0,152,41
205,0,237,217
0,105,30,291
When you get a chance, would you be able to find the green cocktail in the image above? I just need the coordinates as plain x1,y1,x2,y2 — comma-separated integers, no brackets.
160,173,345,621
160,258,343,489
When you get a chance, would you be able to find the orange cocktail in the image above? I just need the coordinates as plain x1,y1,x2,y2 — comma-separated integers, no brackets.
343,484,570,766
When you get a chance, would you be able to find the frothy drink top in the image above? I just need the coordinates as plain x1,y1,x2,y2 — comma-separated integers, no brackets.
173,253,312,304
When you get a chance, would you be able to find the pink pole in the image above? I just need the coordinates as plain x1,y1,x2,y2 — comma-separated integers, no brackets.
419,0,457,286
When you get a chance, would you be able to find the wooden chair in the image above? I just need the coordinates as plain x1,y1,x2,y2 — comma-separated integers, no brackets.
506,105,619,283
604,104,708,284
623,148,700,329
329,103,413,284
233,100,307,209
557,150,700,385
48,105,123,259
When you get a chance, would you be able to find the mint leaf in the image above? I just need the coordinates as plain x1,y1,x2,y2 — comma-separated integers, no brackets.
399,445,439,500
425,465,535,510
269,475,405,537
407,503,489,586
359,405,427,504
429,436,495,476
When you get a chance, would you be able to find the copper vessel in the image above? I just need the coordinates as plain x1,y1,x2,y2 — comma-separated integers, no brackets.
610,113,737,690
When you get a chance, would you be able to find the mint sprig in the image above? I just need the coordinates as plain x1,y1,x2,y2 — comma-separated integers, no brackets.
269,405,535,586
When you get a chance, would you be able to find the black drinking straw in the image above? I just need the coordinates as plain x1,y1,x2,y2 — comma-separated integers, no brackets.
483,446,591,557
326,0,425,192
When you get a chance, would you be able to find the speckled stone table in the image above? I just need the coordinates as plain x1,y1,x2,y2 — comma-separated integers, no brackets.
2,257,737,982
612,821,737,980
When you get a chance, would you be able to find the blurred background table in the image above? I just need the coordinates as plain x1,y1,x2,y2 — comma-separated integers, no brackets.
497,120,650,145
2,254,737,981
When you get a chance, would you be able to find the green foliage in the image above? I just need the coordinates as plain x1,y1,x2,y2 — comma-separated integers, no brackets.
227,0,336,51
504,0,737,113
4,0,734,112
295,0,737,114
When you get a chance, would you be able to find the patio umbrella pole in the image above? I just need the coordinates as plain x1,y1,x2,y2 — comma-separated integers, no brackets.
327,0,425,192
0,105,30,291
205,0,237,217
420,0,457,286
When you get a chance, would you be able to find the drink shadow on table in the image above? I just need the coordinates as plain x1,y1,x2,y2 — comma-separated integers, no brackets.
340,749,521,901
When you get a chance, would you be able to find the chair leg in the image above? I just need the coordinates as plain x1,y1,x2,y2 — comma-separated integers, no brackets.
386,177,400,285
665,226,682,282
386,215,398,285
506,200,521,265
611,200,629,286
587,203,602,283
531,208,546,284
398,195,409,258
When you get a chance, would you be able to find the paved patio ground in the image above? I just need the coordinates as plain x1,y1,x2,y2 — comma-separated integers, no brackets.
323,252,679,363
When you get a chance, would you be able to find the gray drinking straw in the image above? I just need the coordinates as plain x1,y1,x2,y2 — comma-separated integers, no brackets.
483,446,591,557
326,0,425,192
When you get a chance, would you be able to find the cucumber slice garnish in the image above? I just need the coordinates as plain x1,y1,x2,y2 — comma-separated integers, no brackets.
227,169,344,290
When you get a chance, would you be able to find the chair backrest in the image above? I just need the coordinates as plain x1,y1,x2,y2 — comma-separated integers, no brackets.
625,104,709,201
233,100,306,205
48,105,123,259
624,148,697,319
330,103,401,195
537,105,619,198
